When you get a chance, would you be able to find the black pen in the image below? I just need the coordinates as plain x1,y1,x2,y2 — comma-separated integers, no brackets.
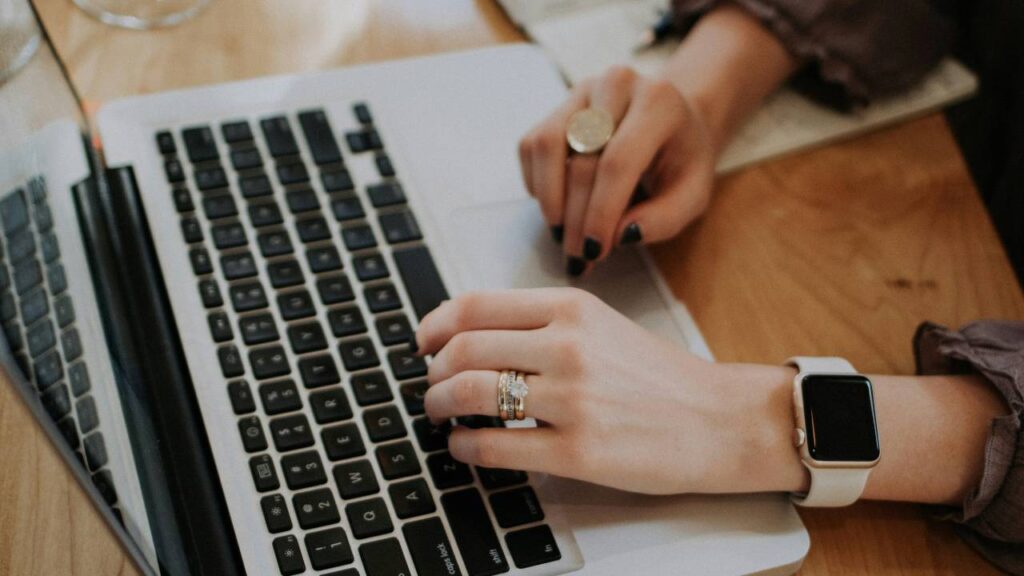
634,11,676,52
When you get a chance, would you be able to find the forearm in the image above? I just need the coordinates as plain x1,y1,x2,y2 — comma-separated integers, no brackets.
732,364,1007,505
659,5,798,155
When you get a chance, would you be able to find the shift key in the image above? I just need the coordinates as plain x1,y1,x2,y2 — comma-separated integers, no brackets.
403,517,462,576
441,488,509,575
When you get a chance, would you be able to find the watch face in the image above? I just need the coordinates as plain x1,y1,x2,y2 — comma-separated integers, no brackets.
802,375,880,462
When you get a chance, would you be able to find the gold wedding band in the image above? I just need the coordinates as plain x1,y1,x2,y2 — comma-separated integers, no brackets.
497,370,530,422
566,107,615,154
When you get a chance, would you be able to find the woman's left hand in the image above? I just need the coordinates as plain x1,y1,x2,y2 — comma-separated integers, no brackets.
414,288,803,495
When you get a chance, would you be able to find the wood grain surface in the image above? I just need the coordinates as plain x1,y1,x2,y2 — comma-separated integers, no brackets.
1,0,1020,574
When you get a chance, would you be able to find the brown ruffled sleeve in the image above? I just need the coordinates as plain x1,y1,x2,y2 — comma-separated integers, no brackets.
671,0,956,109
914,320,1024,575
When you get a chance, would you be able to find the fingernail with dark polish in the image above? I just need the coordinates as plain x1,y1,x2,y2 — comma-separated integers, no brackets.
550,225,564,244
620,222,643,245
583,237,602,260
408,335,419,355
567,257,586,277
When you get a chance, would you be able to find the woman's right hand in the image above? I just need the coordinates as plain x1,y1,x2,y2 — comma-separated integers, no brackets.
518,66,717,275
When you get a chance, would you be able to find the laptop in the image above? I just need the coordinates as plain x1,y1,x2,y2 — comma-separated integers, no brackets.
0,4,808,575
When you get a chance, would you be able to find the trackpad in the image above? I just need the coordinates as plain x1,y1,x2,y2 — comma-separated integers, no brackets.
443,199,691,347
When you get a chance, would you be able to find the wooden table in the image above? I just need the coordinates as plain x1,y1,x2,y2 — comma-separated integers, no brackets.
2,0,1021,574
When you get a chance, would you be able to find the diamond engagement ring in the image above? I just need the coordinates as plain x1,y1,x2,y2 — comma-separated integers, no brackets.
497,370,530,421
510,372,528,420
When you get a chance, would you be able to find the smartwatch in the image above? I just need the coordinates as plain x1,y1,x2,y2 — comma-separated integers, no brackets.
787,356,880,507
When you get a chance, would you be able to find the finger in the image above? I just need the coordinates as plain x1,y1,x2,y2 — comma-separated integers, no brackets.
448,426,562,473
415,289,564,356
529,85,591,232
427,329,552,384
616,155,714,244
425,371,558,423
583,80,684,260
562,154,597,276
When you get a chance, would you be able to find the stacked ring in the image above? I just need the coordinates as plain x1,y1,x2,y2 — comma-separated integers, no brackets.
497,370,529,422
497,370,515,421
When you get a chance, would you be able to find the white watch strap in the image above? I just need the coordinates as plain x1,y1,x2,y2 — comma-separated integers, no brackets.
786,356,872,508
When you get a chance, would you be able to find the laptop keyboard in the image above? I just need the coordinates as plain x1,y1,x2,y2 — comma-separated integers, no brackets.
159,104,562,575
0,177,121,513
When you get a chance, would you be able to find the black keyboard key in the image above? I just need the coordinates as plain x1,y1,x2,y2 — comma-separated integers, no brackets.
41,382,71,420
229,281,268,312
322,168,355,193
393,245,449,320
442,488,509,576
276,289,315,319
33,350,62,391
195,165,228,191
310,388,352,424
389,478,435,519
239,415,268,452
54,294,75,328
156,130,176,154
353,103,373,124
317,274,354,305
14,260,41,295
34,203,53,231
298,353,341,388
376,314,411,346
181,217,203,243
342,225,377,251
333,458,378,499
351,371,393,406
505,525,561,569
230,147,262,170
478,468,528,490
380,210,422,244
8,230,34,262
172,187,194,212
367,182,406,208
346,497,393,539
0,293,14,322
92,470,118,506
339,337,380,371
457,415,504,429
307,246,342,273
331,194,363,221
202,194,237,220
360,538,411,576
212,222,247,249
400,380,427,416
47,264,67,295
219,345,245,377
281,450,328,490
165,159,185,183
239,312,278,345
270,414,314,451
364,405,405,442
297,217,331,243
353,252,389,281
221,251,257,280
276,161,310,185
298,109,343,165
227,380,256,414
259,379,302,415
250,453,280,492
365,283,401,313
260,116,300,158
414,418,450,453
248,201,283,227
490,486,544,528
267,258,304,288
288,321,328,354
293,488,340,529
322,423,365,461
27,177,46,203
428,453,474,490
221,120,253,143
327,306,365,337
69,361,90,397
250,345,290,379
273,535,306,576
261,493,292,533
305,527,354,571
40,232,59,262
83,433,108,471
20,289,47,326
239,173,273,198
389,348,427,380
27,320,55,357
76,396,99,433
258,229,293,257
182,126,219,163
376,441,420,480
61,328,83,362
375,154,395,178
198,279,222,308
286,188,320,214
403,517,462,576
